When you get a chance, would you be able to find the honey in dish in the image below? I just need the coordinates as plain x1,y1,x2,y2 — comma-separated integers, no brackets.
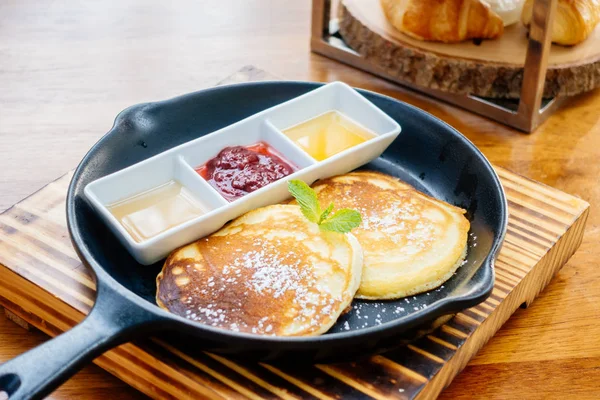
283,111,375,161
108,180,207,243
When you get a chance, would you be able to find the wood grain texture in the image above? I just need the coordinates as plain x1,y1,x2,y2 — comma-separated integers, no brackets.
0,67,590,399
339,0,600,98
1,1,600,399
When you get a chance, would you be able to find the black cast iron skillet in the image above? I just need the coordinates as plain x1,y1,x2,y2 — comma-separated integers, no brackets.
0,81,507,399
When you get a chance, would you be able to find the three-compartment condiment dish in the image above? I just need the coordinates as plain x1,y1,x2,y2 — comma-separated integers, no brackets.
85,82,401,264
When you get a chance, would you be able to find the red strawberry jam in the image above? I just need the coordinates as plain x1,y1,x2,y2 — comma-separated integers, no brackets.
195,142,295,201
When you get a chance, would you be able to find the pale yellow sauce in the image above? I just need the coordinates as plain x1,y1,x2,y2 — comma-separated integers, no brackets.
108,181,206,242
283,111,375,161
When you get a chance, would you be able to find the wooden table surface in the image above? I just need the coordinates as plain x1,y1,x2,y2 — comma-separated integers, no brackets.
1,1,599,399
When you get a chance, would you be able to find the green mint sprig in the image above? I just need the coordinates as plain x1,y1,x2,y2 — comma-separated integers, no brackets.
287,180,361,234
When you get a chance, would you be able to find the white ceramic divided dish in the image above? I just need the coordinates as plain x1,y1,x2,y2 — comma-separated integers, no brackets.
85,82,401,264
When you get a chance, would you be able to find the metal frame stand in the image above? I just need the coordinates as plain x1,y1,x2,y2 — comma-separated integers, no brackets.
310,0,565,132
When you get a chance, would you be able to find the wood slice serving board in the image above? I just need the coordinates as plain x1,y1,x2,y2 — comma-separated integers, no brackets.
339,0,600,98
0,67,590,399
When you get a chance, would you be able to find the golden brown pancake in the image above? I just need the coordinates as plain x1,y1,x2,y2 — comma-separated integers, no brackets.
156,204,362,336
307,171,470,300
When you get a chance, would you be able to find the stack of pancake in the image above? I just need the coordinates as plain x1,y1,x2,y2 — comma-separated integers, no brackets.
157,171,470,336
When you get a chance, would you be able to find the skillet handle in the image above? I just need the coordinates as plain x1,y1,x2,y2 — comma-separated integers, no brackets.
0,284,162,400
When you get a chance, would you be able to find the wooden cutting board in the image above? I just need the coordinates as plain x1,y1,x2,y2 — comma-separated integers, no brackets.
0,66,590,399
339,0,600,98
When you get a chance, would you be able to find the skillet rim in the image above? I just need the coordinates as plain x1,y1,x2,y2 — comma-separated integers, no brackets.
67,80,508,345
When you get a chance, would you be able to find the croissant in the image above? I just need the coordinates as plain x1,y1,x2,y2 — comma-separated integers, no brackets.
381,0,505,43
522,0,600,45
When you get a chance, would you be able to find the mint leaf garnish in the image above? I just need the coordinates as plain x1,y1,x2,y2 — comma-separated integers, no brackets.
288,180,361,234
319,209,362,233
319,202,334,224
288,180,321,223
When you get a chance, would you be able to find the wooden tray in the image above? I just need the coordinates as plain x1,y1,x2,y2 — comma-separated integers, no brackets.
339,0,600,99
0,67,590,399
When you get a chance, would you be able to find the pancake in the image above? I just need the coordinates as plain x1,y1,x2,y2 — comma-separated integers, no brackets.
156,204,362,336
307,171,470,300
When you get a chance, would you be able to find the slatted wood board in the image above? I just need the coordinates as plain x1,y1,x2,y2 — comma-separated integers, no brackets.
0,67,590,399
